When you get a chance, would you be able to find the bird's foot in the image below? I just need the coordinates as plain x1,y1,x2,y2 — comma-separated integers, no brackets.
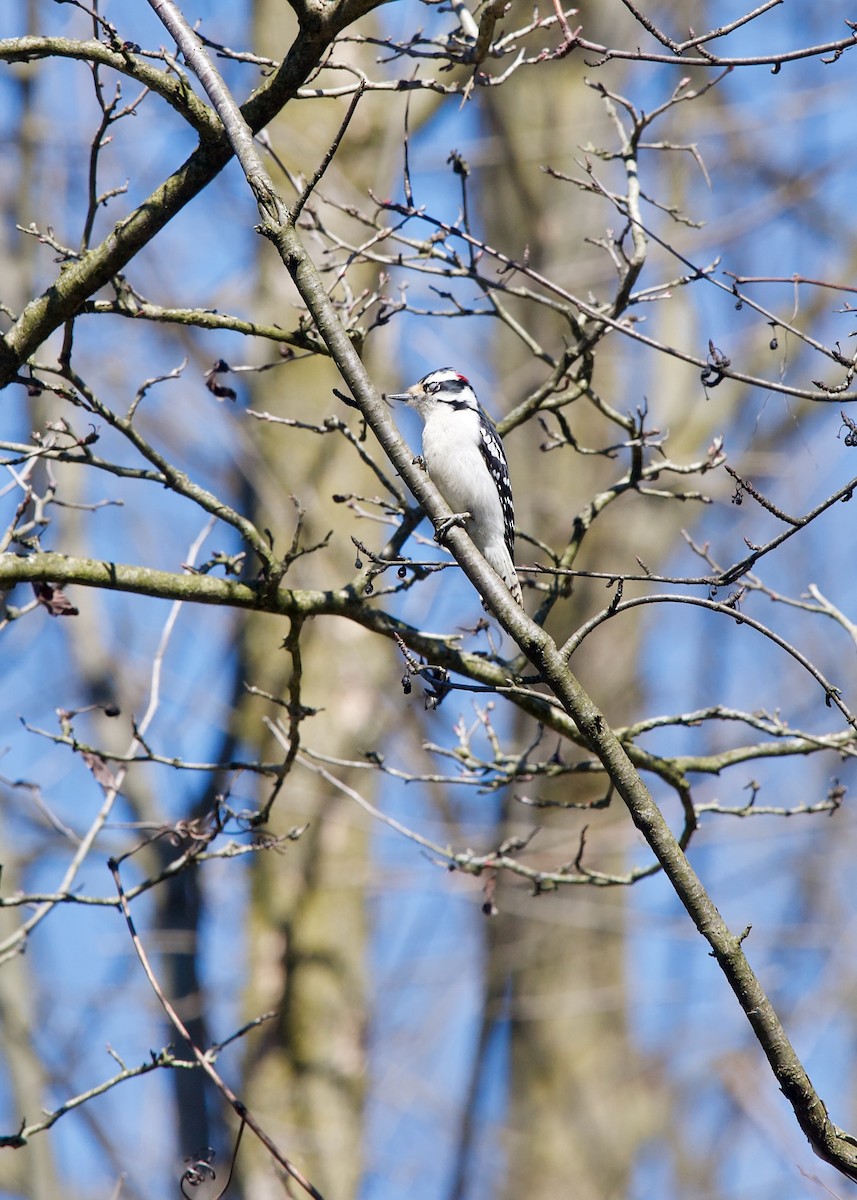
434,512,470,545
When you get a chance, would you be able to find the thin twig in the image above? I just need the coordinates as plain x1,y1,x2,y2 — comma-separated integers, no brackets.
109,858,326,1200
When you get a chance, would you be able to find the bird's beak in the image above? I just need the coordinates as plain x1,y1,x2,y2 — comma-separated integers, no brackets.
384,390,413,404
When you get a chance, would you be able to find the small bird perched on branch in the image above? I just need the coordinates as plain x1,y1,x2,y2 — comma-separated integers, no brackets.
387,368,523,605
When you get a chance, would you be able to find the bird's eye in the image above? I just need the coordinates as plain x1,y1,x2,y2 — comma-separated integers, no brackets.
425,382,440,394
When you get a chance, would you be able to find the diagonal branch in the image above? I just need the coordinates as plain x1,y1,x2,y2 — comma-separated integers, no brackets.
144,1,857,1181
109,857,326,1200
0,36,217,131
0,0,389,388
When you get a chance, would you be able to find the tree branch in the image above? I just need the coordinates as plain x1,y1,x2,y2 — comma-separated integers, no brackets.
150,5,857,1179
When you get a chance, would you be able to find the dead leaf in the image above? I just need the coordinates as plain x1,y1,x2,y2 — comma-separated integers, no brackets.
33,582,79,617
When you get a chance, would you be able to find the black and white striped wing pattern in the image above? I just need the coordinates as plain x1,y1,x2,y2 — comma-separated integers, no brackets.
478,413,515,560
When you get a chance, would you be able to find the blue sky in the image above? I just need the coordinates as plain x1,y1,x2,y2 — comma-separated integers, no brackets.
4,3,857,1199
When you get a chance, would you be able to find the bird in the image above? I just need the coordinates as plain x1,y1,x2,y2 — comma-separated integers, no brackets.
386,368,523,605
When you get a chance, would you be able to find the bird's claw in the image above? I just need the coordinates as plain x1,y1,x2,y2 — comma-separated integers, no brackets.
434,511,470,545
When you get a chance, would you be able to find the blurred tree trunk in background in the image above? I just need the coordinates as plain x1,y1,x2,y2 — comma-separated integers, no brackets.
236,5,402,1194
475,25,670,1193
0,19,59,1198
467,1,856,1184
